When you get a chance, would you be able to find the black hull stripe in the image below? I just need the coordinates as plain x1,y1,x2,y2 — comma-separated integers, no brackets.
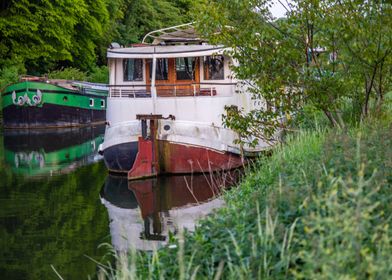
2,103,106,128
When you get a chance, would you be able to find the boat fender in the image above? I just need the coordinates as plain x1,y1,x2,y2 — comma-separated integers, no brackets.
98,144,104,155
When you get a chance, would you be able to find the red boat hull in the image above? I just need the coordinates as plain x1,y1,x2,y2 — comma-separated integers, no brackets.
127,137,244,180
158,141,244,174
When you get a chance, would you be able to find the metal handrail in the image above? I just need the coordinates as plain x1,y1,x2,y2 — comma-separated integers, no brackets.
108,82,237,87
109,82,236,98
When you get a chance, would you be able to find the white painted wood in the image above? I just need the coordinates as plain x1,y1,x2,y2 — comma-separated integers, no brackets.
103,41,272,155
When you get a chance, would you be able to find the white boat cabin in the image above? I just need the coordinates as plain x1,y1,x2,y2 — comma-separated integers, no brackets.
104,24,256,125
107,23,236,99
103,24,268,158
108,44,233,97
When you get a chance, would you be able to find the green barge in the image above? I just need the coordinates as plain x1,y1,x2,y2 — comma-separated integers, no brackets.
1,78,108,128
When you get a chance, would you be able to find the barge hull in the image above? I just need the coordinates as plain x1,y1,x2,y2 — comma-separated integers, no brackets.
2,103,106,129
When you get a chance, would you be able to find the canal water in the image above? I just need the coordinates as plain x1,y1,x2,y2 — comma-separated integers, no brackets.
0,125,240,279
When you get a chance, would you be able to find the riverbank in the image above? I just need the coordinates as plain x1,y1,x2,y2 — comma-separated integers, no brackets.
100,103,391,279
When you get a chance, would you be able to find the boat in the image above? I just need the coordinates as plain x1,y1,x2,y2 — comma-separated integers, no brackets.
1,125,105,177
100,23,273,179
1,76,108,128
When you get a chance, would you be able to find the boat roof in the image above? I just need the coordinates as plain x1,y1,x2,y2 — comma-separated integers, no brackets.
142,23,205,44
18,76,107,90
107,44,226,59
108,23,227,59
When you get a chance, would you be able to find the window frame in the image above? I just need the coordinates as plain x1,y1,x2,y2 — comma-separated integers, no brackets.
175,57,196,80
203,55,225,80
149,58,169,81
123,58,144,82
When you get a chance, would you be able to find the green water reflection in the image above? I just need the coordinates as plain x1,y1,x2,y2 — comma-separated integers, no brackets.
0,126,110,280
0,125,242,279
2,127,105,177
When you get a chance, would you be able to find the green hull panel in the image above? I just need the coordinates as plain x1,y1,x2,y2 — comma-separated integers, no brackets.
1,81,108,111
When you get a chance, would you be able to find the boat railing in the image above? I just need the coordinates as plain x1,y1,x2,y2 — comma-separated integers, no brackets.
109,84,152,98
19,75,48,82
72,81,108,90
109,82,237,98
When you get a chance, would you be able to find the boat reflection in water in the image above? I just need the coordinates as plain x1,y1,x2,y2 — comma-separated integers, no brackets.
2,125,105,177
100,171,241,251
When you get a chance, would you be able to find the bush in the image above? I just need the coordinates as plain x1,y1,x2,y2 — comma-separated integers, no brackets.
291,103,330,130
47,66,109,84
0,65,23,90
47,67,88,81
88,66,109,84
0,63,25,114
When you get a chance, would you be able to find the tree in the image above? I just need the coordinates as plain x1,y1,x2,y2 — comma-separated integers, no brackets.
194,0,392,144
65,0,110,71
0,0,74,72
112,0,194,46
0,0,111,73
0,0,196,75
327,0,392,118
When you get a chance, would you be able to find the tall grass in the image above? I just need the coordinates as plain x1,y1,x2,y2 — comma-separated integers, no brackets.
96,112,391,279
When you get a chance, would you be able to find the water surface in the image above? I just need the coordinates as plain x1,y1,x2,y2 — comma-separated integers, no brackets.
0,126,110,279
0,126,240,279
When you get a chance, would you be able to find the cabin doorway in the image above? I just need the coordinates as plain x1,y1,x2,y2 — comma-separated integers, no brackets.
146,57,200,96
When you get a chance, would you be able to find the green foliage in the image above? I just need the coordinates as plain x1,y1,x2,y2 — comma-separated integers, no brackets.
88,65,109,84
112,0,195,45
101,112,392,279
315,0,392,120
47,67,89,81
0,0,196,85
290,104,329,131
0,62,25,113
0,0,195,79
0,66,22,90
0,0,112,73
46,66,109,83
293,124,392,278
68,0,110,70
193,0,392,142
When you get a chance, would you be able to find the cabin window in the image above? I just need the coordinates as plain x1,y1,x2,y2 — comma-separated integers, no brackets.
89,98,94,107
204,55,224,80
176,57,195,80
123,59,143,81
100,99,105,108
150,58,168,80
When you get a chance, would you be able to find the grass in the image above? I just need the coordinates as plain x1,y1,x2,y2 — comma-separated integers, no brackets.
96,107,392,279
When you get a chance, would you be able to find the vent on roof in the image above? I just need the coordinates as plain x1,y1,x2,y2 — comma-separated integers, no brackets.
110,42,121,49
